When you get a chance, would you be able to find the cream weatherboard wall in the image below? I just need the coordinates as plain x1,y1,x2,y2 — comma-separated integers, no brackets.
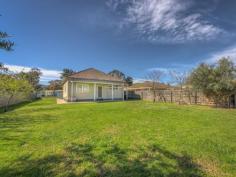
63,81,124,101
63,81,69,100
73,83,94,100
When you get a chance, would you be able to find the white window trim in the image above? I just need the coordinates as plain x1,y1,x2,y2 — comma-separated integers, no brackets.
82,84,89,93
78,84,90,93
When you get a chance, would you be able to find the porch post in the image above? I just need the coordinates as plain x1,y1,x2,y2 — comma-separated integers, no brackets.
94,83,96,101
123,84,125,101
112,84,114,100
71,81,73,102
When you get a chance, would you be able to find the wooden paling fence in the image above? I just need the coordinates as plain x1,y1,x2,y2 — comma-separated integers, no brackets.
127,89,235,107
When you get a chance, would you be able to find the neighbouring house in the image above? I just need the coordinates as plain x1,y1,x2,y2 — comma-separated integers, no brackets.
126,81,172,99
37,90,63,98
63,68,125,102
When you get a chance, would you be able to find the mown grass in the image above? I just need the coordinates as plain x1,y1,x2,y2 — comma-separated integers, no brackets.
0,97,235,177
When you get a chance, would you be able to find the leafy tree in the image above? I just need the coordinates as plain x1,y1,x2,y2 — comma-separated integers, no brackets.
189,57,236,107
28,68,42,90
0,74,33,112
125,76,133,86
48,80,62,90
61,68,76,80
0,31,14,51
109,69,133,86
108,69,126,80
0,62,8,73
18,68,42,91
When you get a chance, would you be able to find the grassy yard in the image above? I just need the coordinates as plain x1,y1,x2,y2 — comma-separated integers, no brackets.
0,98,235,177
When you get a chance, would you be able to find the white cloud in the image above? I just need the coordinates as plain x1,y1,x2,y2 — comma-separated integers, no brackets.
107,0,224,43
133,78,148,83
5,64,61,83
147,63,194,73
205,45,236,63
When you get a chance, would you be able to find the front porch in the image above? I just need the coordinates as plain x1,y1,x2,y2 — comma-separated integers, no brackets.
66,81,124,102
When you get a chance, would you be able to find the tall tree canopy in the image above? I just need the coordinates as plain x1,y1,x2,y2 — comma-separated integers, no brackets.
0,62,8,73
109,69,133,86
0,31,14,51
125,76,133,86
47,80,62,90
189,57,236,107
18,68,42,91
60,68,76,80
108,70,126,80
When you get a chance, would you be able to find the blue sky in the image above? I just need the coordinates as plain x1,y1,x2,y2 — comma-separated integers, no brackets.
1,0,236,83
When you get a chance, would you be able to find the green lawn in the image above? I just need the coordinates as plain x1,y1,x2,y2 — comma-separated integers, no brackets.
0,98,235,177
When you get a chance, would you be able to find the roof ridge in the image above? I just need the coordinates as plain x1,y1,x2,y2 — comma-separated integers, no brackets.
70,68,103,76
68,68,124,82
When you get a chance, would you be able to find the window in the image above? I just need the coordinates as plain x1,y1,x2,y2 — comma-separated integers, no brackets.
113,85,118,90
82,84,89,93
78,84,89,93
78,85,83,93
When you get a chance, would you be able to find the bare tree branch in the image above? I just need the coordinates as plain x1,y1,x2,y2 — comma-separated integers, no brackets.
169,70,189,104
145,70,163,103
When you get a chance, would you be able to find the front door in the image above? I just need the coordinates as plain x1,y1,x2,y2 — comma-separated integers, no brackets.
98,86,102,98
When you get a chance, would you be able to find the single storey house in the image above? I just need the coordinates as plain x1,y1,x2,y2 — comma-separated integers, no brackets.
126,81,172,99
63,68,125,102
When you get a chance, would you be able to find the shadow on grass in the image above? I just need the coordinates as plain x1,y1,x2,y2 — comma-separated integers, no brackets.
0,143,205,177
0,98,42,114
0,108,57,145
0,115,57,146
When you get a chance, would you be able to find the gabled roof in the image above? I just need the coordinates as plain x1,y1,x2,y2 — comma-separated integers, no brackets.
68,68,124,82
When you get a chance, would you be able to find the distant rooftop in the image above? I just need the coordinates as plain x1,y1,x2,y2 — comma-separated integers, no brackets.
68,68,124,82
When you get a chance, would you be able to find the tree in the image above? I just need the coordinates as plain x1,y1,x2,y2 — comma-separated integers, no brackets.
108,69,126,80
125,76,133,86
170,70,189,104
18,68,42,91
109,70,133,86
0,31,14,51
145,70,163,103
0,74,33,112
28,68,42,90
189,57,236,107
48,80,62,90
61,68,76,80
0,62,8,73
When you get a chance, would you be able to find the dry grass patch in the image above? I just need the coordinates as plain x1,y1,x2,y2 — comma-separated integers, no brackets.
197,158,229,177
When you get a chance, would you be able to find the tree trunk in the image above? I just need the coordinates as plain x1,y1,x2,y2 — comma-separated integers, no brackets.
4,94,13,112
179,87,183,104
188,89,191,105
153,90,156,103
194,91,197,104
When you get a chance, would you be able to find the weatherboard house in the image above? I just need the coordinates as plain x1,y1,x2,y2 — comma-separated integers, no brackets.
63,68,125,102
